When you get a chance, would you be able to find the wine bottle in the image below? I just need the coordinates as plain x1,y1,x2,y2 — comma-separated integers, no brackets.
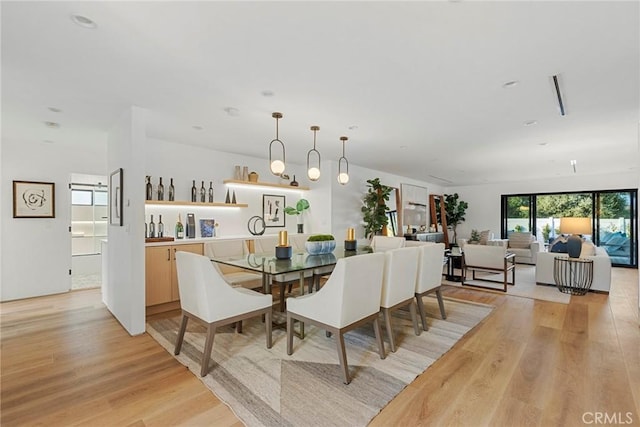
149,215,156,238
168,178,175,201
208,181,214,203
145,176,152,201
191,180,197,202
158,215,164,237
200,181,206,203
157,177,164,201
175,214,184,239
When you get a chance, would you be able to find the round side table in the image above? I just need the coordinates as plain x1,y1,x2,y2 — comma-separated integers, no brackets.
553,257,594,295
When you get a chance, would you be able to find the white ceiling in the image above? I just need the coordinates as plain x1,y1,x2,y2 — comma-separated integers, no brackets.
2,1,638,186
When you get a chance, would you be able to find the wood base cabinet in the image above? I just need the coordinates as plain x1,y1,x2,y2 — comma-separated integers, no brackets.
145,243,203,307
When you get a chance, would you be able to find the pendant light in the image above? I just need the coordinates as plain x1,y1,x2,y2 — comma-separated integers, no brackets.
307,125,321,181
269,112,286,176
337,136,349,185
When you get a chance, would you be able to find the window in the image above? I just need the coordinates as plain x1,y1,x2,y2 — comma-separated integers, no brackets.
71,189,93,205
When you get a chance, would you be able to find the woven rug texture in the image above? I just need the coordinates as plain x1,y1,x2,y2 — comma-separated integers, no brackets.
147,296,493,427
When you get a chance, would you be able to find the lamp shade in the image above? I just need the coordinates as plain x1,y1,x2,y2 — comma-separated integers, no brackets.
559,217,591,235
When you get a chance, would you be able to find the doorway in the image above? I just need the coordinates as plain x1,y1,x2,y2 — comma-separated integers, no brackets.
71,173,108,289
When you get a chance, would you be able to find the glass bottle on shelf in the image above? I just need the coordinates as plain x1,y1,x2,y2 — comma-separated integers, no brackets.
146,176,152,201
149,215,156,238
175,214,184,239
168,178,175,201
158,215,164,237
208,181,214,203
191,180,197,202
145,221,148,238
200,181,206,203
157,177,164,201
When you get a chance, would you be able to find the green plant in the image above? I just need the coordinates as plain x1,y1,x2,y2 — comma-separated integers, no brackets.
469,229,480,243
307,234,335,241
542,223,551,241
284,198,310,217
514,224,525,233
444,193,468,244
361,178,393,239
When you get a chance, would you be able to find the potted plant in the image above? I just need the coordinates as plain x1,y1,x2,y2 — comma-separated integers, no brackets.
514,224,525,233
444,193,468,245
305,234,336,255
361,178,392,239
469,229,481,244
284,198,310,233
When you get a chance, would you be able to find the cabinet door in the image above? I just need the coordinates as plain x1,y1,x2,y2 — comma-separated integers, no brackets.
171,243,204,301
145,246,173,306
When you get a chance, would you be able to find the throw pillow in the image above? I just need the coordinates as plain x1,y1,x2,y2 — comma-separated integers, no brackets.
580,241,596,257
479,230,491,245
549,236,569,253
509,232,533,249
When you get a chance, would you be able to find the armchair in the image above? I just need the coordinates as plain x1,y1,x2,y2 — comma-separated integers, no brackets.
462,244,515,292
506,232,541,264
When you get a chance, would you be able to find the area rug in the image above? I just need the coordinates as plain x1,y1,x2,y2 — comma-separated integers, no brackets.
443,264,570,304
147,296,493,427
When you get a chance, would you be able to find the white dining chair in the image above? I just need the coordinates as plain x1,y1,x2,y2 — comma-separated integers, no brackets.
415,243,447,331
380,246,421,352
371,235,406,252
286,252,386,384
174,252,272,377
204,240,262,290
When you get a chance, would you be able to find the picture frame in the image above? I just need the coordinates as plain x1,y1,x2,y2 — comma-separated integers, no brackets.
13,180,55,218
109,168,123,226
263,194,285,228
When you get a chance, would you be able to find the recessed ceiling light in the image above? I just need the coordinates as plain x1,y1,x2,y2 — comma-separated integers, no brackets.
70,14,97,29
261,90,274,97
44,121,60,128
538,142,548,146
48,107,62,113
43,139,55,144
348,125,359,130
502,80,519,88
223,107,240,117
399,145,407,149
192,125,203,131
523,120,538,126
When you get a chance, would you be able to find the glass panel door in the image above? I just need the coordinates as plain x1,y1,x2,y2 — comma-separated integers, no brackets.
596,191,635,266
504,195,532,237
536,193,593,244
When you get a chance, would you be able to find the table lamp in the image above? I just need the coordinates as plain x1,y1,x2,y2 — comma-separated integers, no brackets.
275,230,292,259
559,217,591,258
345,227,357,251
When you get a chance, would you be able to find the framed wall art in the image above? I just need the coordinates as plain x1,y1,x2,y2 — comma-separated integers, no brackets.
13,180,55,218
263,194,285,228
109,168,123,226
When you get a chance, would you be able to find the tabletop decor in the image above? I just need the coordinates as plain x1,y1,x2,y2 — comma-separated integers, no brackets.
284,198,310,233
305,234,336,255
12,180,55,218
275,230,292,259
345,227,357,251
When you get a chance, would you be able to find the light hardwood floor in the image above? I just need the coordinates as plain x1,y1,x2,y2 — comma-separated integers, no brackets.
1,269,638,426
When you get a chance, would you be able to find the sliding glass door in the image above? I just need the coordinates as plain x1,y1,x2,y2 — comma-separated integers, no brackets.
596,191,635,266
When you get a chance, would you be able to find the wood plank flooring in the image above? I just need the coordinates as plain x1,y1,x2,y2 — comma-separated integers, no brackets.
1,269,638,426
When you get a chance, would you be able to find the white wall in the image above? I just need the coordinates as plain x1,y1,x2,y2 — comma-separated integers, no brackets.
447,172,639,241
1,138,106,301
105,106,147,335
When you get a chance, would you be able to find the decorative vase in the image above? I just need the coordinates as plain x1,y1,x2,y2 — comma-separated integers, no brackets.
248,172,258,182
242,166,249,181
305,240,336,255
290,175,299,187
234,165,242,180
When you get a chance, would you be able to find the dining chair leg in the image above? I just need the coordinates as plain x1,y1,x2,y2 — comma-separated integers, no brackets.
383,308,396,353
336,331,350,384
415,294,428,331
201,324,216,377
435,289,447,319
372,317,386,359
286,313,294,355
265,311,273,349
236,320,243,334
174,314,188,355
409,300,421,336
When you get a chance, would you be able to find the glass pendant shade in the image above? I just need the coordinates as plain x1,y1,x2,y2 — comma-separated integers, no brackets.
337,136,349,185
307,125,321,181
268,112,286,176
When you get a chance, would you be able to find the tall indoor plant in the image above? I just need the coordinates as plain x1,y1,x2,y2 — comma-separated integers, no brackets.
444,193,468,244
361,178,392,238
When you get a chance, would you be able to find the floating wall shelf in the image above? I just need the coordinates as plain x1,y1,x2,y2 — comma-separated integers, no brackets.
145,200,248,208
223,179,309,191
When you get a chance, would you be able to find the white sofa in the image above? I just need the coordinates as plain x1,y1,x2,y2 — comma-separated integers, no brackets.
535,246,611,293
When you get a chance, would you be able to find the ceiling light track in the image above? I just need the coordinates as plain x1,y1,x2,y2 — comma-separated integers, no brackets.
552,74,566,116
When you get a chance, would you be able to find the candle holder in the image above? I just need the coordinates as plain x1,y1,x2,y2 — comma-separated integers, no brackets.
344,240,357,251
276,230,292,259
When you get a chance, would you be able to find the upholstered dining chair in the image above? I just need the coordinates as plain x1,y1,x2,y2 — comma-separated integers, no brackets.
371,235,406,252
204,240,262,290
286,252,386,384
174,252,272,377
254,236,313,310
415,243,447,331
380,247,421,352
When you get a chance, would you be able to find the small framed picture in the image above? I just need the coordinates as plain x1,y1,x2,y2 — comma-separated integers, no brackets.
13,180,55,218
263,194,285,228
109,168,123,226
